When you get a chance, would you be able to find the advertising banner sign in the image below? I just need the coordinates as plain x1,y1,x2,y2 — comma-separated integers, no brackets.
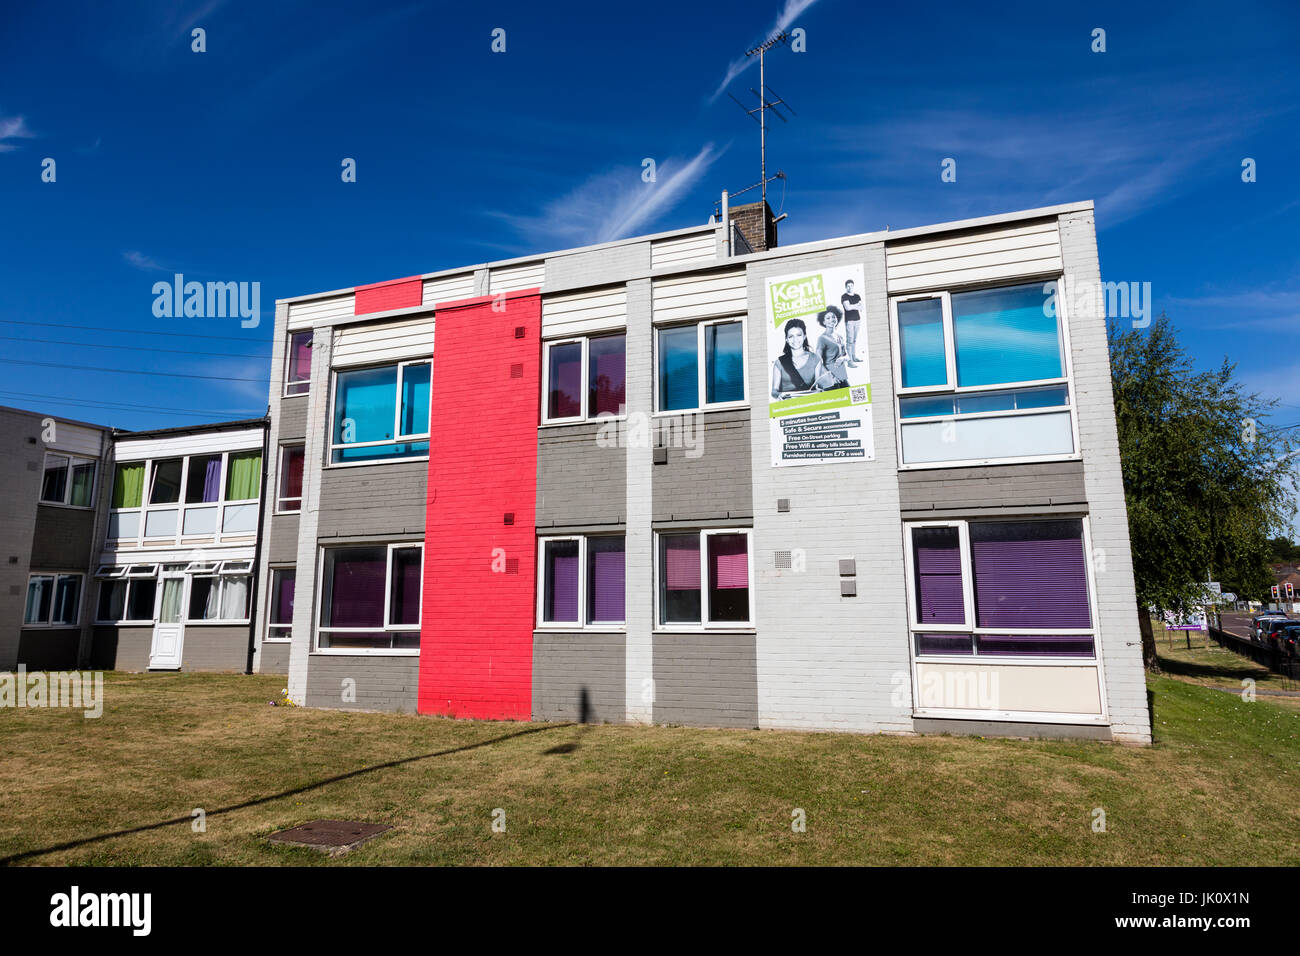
765,264,873,467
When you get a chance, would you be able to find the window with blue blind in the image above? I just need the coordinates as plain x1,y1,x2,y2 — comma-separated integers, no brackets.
331,361,431,464
908,519,1095,659
657,320,745,411
892,281,1073,466
897,297,947,388
952,283,1063,386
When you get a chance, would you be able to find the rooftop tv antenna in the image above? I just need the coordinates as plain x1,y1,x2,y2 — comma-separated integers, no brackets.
727,31,796,208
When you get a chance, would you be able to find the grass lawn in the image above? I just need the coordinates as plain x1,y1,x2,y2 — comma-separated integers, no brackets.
1,667,1297,866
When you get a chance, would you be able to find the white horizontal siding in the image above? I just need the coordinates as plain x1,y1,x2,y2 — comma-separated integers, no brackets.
332,317,434,368
287,293,354,329
114,428,263,460
541,286,627,338
651,269,747,323
423,272,476,307
489,261,545,294
650,231,716,269
47,421,105,457
886,220,1062,294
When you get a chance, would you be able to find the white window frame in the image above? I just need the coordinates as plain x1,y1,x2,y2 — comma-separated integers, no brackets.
902,518,1099,663
108,451,262,546
24,572,83,627
314,542,423,654
39,452,97,508
184,570,252,625
653,316,749,415
266,565,296,642
890,279,1081,470
276,443,305,513
535,534,627,630
540,333,628,424
94,567,160,625
653,528,754,630
327,360,432,467
284,329,314,398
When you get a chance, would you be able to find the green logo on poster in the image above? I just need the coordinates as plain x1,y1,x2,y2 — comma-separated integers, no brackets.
769,274,825,325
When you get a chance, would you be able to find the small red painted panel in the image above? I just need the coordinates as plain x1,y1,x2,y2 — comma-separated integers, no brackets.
419,289,541,720
354,276,423,315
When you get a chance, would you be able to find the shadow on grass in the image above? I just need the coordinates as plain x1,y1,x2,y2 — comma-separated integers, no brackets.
0,722,569,866
1156,653,1266,682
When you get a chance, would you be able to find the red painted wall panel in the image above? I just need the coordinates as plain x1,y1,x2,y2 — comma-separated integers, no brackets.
418,290,540,720
354,276,423,315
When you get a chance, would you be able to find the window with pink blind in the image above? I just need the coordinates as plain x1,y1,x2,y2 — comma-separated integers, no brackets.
658,530,751,626
707,533,750,622
278,445,304,512
286,331,313,396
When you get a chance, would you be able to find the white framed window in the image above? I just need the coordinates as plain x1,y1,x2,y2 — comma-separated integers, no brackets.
316,542,423,652
95,566,159,624
40,452,97,507
24,573,82,627
903,518,1098,661
654,528,753,628
655,318,747,413
277,444,304,512
107,451,262,544
537,534,626,628
186,570,251,623
541,333,627,423
328,360,431,465
890,280,1077,467
267,566,295,641
285,329,314,397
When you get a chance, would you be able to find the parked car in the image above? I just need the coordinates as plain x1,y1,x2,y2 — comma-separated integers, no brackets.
1259,618,1298,650
1251,613,1286,642
1278,625,1300,658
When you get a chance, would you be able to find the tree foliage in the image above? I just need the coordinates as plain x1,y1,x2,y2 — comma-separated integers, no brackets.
1109,314,1296,613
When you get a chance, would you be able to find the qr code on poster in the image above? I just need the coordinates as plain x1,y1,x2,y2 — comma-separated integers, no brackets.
850,386,867,404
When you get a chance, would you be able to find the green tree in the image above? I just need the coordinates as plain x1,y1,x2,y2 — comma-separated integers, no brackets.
1109,314,1297,670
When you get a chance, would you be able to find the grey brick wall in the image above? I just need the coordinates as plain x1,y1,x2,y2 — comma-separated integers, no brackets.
260,641,290,674
318,461,428,538
304,654,419,711
652,632,759,728
89,625,153,671
15,628,80,670
532,631,626,722
651,409,753,522
266,515,300,564
29,505,96,570
181,625,249,672
0,408,44,669
545,241,650,293
913,717,1112,741
898,461,1088,516
537,422,626,528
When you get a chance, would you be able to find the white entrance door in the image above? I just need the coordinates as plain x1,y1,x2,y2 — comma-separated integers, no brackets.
149,576,186,670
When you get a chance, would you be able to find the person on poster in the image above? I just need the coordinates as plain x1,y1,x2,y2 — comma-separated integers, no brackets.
813,305,849,390
841,279,863,366
769,318,827,400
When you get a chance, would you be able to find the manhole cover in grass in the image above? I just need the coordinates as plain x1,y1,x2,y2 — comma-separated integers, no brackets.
267,820,392,856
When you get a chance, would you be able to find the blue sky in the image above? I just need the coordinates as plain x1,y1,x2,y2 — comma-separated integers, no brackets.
1,0,1297,441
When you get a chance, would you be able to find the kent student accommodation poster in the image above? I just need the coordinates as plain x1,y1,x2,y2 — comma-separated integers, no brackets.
764,264,873,466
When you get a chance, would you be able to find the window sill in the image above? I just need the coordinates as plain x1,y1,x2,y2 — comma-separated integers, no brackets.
913,708,1108,725
534,625,627,633
913,655,1098,666
898,453,1082,471
21,623,80,630
539,416,627,429
652,403,749,418
653,626,756,634
37,501,96,512
324,457,429,470
262,637,293,644
185,619,252,626
310,648,420,657
282,390,311,400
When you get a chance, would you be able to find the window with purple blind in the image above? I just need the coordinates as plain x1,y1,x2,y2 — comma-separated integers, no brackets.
388,547,422,627
547,342,583,420
269,568,295,639
707,533,749,622
588,335,626,417
912,526,965,625
660,533,701,623
970,520,1091,628
543,539,580,623
279,446,304,511
323,548,386,628
586,536,625,623
287,331,313,395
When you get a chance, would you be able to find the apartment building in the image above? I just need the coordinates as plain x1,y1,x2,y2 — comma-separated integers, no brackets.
255,199,1152,743
0,406,111,671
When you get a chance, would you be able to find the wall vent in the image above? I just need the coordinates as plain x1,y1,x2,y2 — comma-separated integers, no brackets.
503,512,515,525
510,363,523,378
774,550,792,569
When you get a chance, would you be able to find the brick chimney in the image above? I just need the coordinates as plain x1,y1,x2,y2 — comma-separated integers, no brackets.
728,199,778,253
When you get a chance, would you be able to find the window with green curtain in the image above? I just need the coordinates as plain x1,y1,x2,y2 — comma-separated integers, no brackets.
111,463,144,508
69,461,95,507
225,452,262,501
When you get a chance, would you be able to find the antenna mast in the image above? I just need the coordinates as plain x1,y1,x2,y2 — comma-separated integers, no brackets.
728,31,795,209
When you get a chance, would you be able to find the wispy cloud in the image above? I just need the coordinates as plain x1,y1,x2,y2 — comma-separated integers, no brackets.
0,114,35,152
123,250,167,272
710,0,821,101
492,144,725,248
